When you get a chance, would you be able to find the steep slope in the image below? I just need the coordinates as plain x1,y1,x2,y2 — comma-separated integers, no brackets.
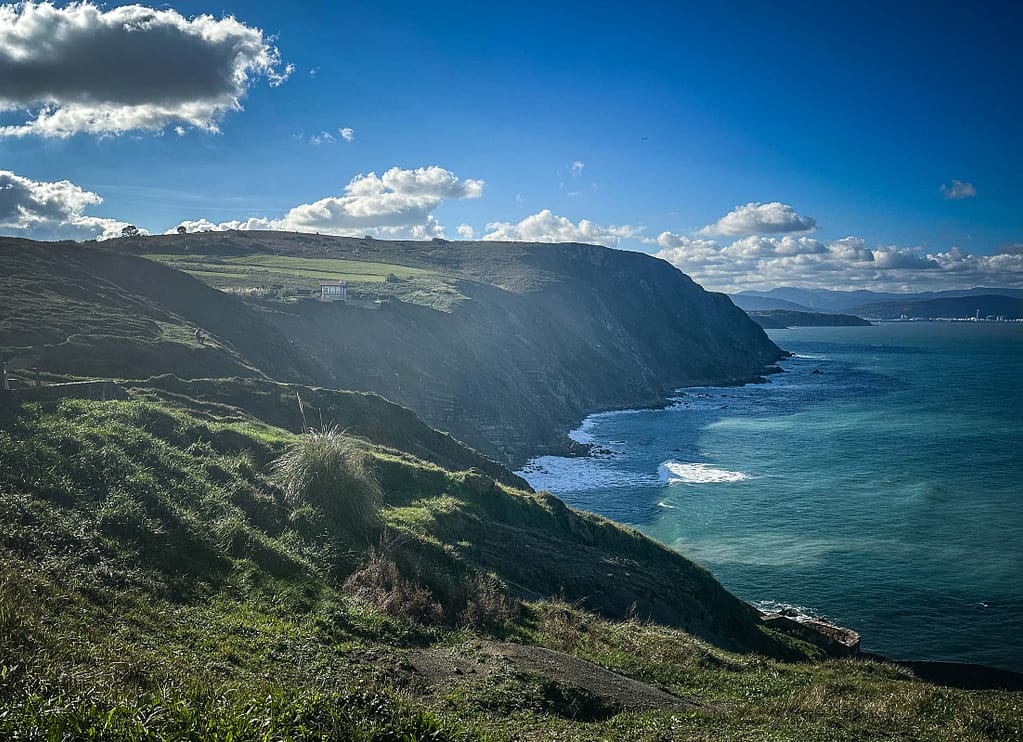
2,393,1019,740
0,238,324,383
136,234,782,464
3,235,783,464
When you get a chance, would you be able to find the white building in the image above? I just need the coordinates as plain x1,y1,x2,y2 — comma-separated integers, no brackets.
319,280,348,302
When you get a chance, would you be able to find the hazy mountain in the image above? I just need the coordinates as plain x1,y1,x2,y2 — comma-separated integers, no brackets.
728,294,815,312
735,287,1023,313
849,295,1023,320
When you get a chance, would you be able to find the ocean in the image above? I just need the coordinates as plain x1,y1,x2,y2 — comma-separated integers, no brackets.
518,322,1023,672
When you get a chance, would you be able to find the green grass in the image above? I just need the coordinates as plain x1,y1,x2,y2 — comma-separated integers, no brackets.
274,426,383,540
0,397,1020,740
146,253,438,287
142,252,472,311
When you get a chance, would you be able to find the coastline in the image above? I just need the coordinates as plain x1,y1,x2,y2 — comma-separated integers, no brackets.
515,339,1023,681
518,363,788,470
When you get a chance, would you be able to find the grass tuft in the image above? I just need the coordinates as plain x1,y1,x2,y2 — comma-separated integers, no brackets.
273,426,382,540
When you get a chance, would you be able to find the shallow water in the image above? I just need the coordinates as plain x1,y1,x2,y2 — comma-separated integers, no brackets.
518,323,1023,672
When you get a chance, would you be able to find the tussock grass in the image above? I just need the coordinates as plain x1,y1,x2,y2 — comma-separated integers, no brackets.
273,426,382,540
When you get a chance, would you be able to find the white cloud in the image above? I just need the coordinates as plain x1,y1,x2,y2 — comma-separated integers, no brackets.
570,161,584,177
308,127,353,145
827,236,874,261
457,224,474,240
940,179,977,200
699,201,818,236
651,230,1023,293
0,169,135,240
170,217,274,233
170,165,483,239
0,2,290,137
482,209,644,248
721,235,827,260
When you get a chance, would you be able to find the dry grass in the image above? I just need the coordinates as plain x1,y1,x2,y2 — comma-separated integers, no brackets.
343,548,444,625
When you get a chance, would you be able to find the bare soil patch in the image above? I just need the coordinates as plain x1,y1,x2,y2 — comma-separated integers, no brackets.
408,640,702,717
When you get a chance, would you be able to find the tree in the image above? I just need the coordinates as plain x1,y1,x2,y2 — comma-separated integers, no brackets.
121,225,140,238
176,225,187,235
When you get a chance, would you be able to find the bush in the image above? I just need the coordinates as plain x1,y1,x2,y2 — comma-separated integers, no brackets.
458,572,513,631
273,427,381,539
343,548,444,625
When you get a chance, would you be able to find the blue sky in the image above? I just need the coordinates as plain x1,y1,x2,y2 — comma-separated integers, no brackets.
1,0,1021,292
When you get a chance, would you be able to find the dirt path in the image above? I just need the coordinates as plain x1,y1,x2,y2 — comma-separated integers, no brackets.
408,640,702,715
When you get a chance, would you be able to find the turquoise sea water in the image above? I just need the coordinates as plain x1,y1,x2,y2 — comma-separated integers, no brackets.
518,322,1023,672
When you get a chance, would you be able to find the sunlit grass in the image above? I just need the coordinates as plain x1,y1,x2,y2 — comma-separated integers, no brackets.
145,253,437,284
0,397,1020,741
273,425,383,540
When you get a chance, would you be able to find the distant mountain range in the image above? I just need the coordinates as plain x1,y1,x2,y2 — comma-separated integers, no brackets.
731,287,1023,320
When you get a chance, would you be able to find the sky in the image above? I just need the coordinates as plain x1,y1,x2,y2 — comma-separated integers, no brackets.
1,0,1021,293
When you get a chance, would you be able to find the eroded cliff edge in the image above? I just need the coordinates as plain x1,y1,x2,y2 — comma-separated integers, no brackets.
1,234,784,464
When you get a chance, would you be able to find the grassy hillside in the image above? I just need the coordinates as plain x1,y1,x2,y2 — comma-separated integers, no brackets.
3,234,782,465
0,238,325,384
1,394,1020,740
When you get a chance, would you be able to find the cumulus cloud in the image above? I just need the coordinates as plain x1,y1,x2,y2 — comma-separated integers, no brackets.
940,179,977,200
457,224,474,240
651,230,1023,293
699,201,818,236
0,2,290,137
340,127,355,142
871,245,940,269
0,169,135,240
170,165,483,239
721,235,827,260
570,160,584,177
170,216,274,233
481,209,644,248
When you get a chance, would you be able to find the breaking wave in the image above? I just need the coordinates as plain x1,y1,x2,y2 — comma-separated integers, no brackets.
659,460,749,484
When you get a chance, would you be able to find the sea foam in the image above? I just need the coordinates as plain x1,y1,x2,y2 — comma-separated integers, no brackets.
659,460,748,484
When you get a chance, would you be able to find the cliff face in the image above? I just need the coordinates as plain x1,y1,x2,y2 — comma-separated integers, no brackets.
1,236,782,464
260,242,783,464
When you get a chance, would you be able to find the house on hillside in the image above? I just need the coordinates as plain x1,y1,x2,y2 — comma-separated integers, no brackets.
319,279,348,302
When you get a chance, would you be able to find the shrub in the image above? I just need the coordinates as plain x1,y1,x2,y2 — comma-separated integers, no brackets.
538,597,585,652
343,548,444,625
273,427,381,539
458,572,513,631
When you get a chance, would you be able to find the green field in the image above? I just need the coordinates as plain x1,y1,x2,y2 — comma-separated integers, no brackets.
146,253,438,288
143,252,470,310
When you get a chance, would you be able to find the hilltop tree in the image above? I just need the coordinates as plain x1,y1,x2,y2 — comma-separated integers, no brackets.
121,225,141,238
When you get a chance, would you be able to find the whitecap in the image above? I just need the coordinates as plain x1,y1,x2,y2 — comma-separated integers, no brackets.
751,600,829,622
659,460,749,484
518,455,659,493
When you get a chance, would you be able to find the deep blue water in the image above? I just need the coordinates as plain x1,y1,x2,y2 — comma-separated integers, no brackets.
518,323,1023,672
